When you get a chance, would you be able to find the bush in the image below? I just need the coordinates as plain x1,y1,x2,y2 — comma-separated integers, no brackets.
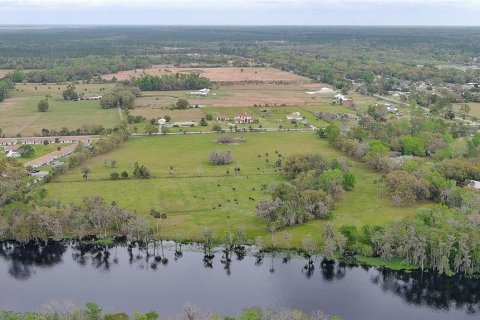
209,151,232,165
121,171,129,179
37,99,49,112
110,172,120,180
133,162,151,179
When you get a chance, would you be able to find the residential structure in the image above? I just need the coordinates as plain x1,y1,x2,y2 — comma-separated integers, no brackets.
216,115,230,121
234,113,254,124
286,112,303,121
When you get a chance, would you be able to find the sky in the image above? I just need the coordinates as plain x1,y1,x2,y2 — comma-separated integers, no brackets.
0,0,480,25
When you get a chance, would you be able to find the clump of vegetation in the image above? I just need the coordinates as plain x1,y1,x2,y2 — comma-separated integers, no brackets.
17,145,35,158
37,99,49,112
256,154,355,228
62,84,78,100
175,98,189,109
217,136,246,144
209,151,232,165
134,73,211,91
133,162,151,179
100,85,141,109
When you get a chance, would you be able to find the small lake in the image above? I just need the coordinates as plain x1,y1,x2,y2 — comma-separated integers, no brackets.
1,240,479,319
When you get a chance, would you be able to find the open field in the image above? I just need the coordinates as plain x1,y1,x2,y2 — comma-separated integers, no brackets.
44,132,423,247
102,66,312,84
453,102,480,119
132,81,378,112
0,83,120,136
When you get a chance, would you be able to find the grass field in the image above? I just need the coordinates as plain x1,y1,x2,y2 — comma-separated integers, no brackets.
453,102,480,119
44,132,422,248
0,83,119,136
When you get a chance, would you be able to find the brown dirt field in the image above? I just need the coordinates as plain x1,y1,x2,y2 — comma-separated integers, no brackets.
133,84,341,108
102,66,312,84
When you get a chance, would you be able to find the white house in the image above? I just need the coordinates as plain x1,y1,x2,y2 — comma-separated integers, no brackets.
188,88,210,96
234,113,254,124
7,150,21,158
286,112,303,121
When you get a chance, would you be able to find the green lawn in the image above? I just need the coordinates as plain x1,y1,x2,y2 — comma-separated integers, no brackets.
45,131,423,247
1,83,120,136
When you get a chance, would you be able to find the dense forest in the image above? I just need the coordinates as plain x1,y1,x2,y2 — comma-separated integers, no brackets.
1,26,479,92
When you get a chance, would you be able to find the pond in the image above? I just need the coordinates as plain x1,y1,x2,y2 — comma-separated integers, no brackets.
0,240,479,319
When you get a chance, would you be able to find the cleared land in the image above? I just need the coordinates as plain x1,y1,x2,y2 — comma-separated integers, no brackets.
0,83,119,136
45,132,422,247
102,66,312,84
453,102,480,119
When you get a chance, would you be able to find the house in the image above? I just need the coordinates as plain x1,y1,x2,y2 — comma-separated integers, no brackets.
165,121,197,127
234,113,253,124
286,112,303,121
0,138,17,146
188,88,210,96
341,98,354,106
7,150,21,158
333,94,354,106
216,115,229,121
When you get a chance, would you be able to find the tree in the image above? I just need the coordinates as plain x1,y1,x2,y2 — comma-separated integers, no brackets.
325,123,340,143
62,85,78,100
144,123,158,135
199,117,208,126
18,145,35,158
110,172,120,180
402,136,426,156
459,104,471,119
121,170,129,179
82,167,90,180
37,99,49,112
175,98,189,109
211,123,222,132
133,162,150,179
205,114,213,121
362,70,375,85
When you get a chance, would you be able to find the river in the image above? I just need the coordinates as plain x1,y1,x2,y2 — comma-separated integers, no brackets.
0,240,479,319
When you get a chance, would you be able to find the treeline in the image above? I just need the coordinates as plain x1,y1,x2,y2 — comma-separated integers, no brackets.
317,204,480,275
2,195,148,243
0,304,338,320
0,75,15,102
256,154,355,228
131,73,211,91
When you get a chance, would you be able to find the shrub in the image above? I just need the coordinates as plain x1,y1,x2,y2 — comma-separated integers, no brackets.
209,151,232,165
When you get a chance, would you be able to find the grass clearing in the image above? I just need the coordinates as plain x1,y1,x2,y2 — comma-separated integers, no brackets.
45,132,423,247
1,83,119,136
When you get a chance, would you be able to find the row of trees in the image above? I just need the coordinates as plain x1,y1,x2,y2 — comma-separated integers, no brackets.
330,204,480,275
132,73,211,91
3,195,149,242
256,154,355,228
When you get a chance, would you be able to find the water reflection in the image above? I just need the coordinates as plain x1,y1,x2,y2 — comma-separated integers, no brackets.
0,240,479,317
373,268,480,314
0,241,67,280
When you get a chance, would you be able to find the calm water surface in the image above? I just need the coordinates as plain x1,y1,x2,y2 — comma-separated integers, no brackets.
0,240,479,320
